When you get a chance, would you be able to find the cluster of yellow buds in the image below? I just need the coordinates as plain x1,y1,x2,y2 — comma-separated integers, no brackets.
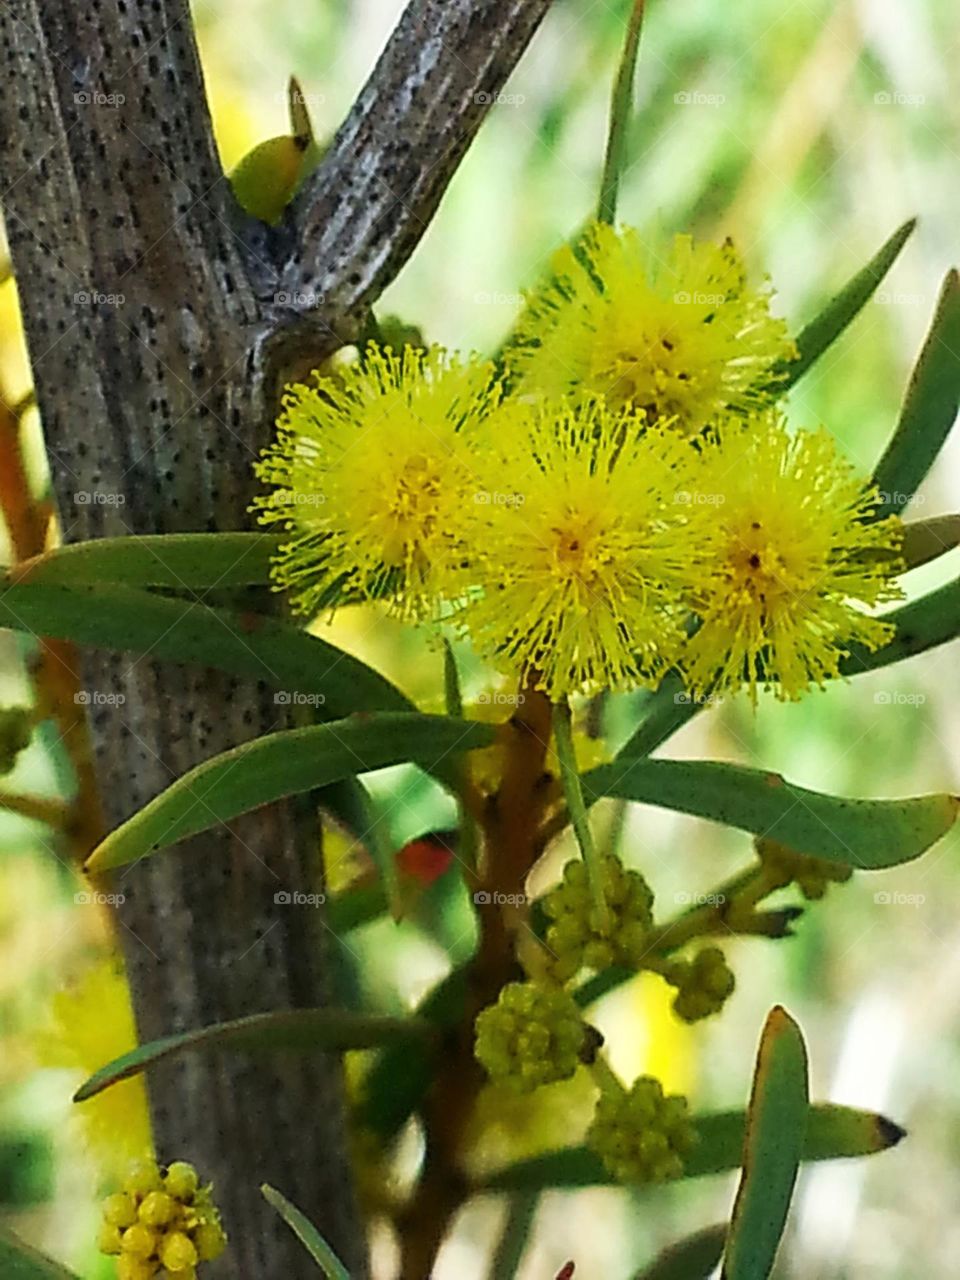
474,981,589,1092
662,946,736,1022
98,1158,226,1278
587,1076,698,1183
542,856,655,982
756,836,854,900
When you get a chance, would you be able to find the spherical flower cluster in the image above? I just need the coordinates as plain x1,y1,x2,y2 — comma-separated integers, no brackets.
587,1076,698,1183
662,946,735,1022
253,344,500,620
542,856,654,982
254,225,905,705
680,415,904,703
474,982,587,1092
98,1159,226,1278
756,836,854,899
506,221,796,433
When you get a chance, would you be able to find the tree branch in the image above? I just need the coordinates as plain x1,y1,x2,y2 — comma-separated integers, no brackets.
280,0,554,336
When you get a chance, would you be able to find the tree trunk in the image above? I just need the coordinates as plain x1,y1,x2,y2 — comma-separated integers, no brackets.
0,0,552,1273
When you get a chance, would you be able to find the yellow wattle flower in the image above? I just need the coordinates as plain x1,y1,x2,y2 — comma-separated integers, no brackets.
456,398,714,700
506,222,796,433
681,414,905,702
35,957,153,1181
253,344,500,620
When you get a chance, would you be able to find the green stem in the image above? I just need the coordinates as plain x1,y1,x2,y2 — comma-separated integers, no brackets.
552,700,609,926
597,0,647,224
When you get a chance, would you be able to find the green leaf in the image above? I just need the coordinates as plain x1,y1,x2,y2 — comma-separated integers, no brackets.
597,0,646,225
632,1224,726,1280
722,1007,809,1280
74,1009,433,1102
261,1184,351,1279
10,533,278,589
0,1230,81,1278
581,757,957,869
0,581,411,719
479,1103,905,1191
774,218,916,391
86,713,495,872
902,515,960,570
321,776,403,921
874,270,960,517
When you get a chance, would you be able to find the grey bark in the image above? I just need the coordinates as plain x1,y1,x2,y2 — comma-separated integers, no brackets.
0,0,551,1275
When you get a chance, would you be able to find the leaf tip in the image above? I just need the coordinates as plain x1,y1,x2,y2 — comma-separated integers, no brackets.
875,1114,908,1150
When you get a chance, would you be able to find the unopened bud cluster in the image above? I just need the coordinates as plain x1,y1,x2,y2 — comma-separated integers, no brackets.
542,856,654,982
474,981,587,1092
587,1076,698,1183
756,836,853,900
662,946,735,1022
98,1159,226,1278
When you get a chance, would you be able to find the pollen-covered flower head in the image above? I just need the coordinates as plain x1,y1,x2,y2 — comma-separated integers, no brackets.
456,397,713,700
680,413,905,702
253,344,500,619
506,222,796,434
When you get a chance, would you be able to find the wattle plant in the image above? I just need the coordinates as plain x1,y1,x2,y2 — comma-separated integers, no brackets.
1,3,957,1279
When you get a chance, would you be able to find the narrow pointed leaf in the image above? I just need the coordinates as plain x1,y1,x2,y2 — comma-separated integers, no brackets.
0,1230,85,1278
597,0,646,224
262,1184,351,1279
74,1009,433,1102
874,269,960,516
581,757,957,869
633,1224,726,1280
479,1103,905,1191
9,533,278,589
774,218,916,390
86,713,495,872
0,581,410,718
902,515,960,570
722,1007,809,1280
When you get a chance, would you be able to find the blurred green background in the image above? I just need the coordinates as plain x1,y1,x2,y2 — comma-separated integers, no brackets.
1,0,958,1276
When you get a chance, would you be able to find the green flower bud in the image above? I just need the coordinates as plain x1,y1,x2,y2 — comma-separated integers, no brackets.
474,982,587,1092
665,946,735,1023
756,836,853,900
542,856,654,982
587,1076,697,1183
